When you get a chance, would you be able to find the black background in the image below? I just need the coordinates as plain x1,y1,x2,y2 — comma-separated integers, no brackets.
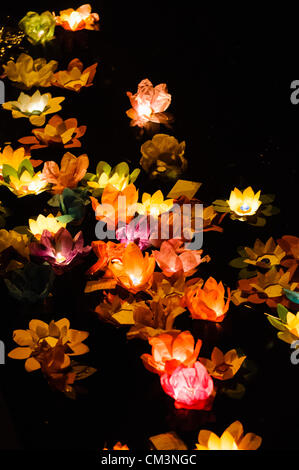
0,1,298,453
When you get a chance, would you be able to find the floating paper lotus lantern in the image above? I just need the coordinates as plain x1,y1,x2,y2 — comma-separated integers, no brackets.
103,442,129,450
54,4,100,31
137,190,173,218
267,304,299,344
126,79,172,128
0,229,30,267
182,277,231,322
51,59,97,92
160,362,214,410
108,242,156,294
19,115,87,150
18,11,56,45
2,53,58,90
199,347,246,381
141,331,202,375
116,215,152,250
91,183,139,229
0,160,48,197
227,187,261,218
42,152,89,194
2,90,65,126
195,421,262,450
153,239,208,277
87,161,140,194
30,228,91,275
8,318,89,372
29,214,66,240
0,146,29,175
86,240,126,275
140,134,187,179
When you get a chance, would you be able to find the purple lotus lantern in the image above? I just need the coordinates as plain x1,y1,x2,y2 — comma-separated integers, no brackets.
30,228,91,274
116,215,152,250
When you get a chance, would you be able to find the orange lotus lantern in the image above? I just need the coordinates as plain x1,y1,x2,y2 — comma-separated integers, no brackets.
54,4,100,31
108,242,156,293
86,240,126,275
42,151,89,194
141,331,202,375
182,277,230,322
51,59,97,92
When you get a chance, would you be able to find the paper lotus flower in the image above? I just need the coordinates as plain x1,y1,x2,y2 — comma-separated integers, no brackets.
8,318,89,372
87,161,140,194
4,262,55,303
232,267,298,309
227,187,261,218
127,296,185,341
116,215,152,250
86,240,126,275
195,421,262,450
19,115,87,150
182,277,231,322
42,152,89,194
2,90,65,126
1,161,48,197
0,229,30,271
141,331,202,375
199,347,246,381
140,134,187,179
0,145,31,174
91,183,139,229
19,11,56,45
153,239,208,277
126,79,172,128
103,442,129,450
267,304,299,345
30,228,91,275
29,214,66,239
54,4,99,31
137,190,173,217
2,53,58,90
51,59,97,92
160,362,214,410
108,242,155,293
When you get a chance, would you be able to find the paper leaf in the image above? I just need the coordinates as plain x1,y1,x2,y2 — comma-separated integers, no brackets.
229,257,247,269
266,314,286,332
47,194,61,207
84,279,117,293
56,214,74,224
260,194,275,204
18,159,34,178
149,432,187,450
167,180,201,199
283,289,299,304
71,362,97,381
112,309,135,325
2,164,18,181
222,383,246,400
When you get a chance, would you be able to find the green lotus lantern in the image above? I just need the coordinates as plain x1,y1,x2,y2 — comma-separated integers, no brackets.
18,11,56,45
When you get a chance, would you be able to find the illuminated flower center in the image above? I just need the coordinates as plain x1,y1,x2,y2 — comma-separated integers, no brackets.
137,102,152,118
55,252,66,263
129,273,142,285
240,203,250,212
150,206,160,217
68,11,84,29
37,29,45,38
214,363,232,374
26,100,46,114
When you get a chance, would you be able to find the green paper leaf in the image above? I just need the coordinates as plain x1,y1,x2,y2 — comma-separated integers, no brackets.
56,214,74,224
283,289,299,305
222,383,246,400
250,216,266,227
71,362,97,381
18,159,34,178
229,257,247,269
260,194,275,204
47,194,61,207
96,161,111,177
238,267,257,279
2,164,18,181
277,303,289,322
266,314,287,332
212,199,229,207
130,168,140,183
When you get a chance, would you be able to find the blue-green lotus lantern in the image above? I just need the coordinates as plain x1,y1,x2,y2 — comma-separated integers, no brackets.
18,11,56,45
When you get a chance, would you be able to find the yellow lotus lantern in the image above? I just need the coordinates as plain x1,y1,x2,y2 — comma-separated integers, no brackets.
137,190,173,217
0,146,27,174
227,187,261,218
195,421,262,450
2,90,65,126
2,53,58,90
4,170,48,197
29,214,66,239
